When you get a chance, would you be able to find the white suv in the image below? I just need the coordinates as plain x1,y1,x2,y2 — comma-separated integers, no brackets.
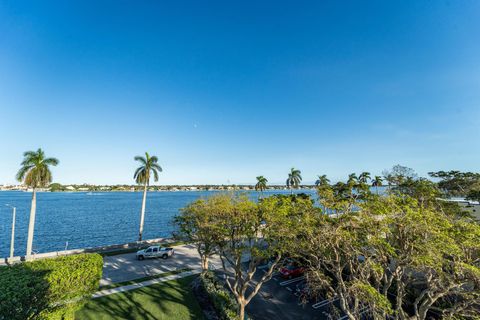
136,246,175,260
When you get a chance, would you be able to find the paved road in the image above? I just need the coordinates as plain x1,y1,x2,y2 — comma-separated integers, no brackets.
101,244,222,286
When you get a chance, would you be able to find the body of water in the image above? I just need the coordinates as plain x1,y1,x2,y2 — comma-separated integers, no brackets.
0,190,314,258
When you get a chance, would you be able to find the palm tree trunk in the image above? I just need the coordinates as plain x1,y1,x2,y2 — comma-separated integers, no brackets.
138,183,148,241
26,188,37,260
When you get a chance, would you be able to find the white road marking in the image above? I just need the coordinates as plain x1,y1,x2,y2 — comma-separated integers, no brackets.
279,276,305,286
312,297,338,309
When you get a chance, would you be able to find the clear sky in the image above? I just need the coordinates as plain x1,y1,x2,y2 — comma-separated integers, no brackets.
0,1,479,185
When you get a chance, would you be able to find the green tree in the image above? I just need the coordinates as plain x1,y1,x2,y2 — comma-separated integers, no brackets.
429,170,480,197
304,189,480,320
466,189,480,203
49,182,65,192
174,195,226,272
371,175,383,194
208,193,312,319
133,152,162,241
16,148,59,259
315,174,330,187
286,168,302,194
254,175,268,196
358,171,371,184
302,211,393,319
382,164,417,187
367,196,480,320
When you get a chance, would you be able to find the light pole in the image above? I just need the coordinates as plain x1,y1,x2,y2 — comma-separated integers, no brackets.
6,204,16,259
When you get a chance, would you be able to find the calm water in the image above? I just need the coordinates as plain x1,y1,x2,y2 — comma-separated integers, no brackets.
0,190,314,258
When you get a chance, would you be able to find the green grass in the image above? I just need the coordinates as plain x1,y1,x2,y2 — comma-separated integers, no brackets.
99,269,192,290
76,275,204,320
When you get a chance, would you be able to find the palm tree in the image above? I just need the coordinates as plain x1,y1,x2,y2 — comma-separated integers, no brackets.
372,176,383,194
315,174,330,187
358,172,371,184
134,152,162,241
16,148,59,259
347,173,358,187
255,176,268,197
286,168,302,194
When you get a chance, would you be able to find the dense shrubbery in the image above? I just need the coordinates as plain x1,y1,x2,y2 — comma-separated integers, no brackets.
0,253,103,320
199,271,239,320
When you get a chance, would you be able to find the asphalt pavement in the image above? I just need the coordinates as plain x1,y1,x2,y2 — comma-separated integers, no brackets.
100,243,221,286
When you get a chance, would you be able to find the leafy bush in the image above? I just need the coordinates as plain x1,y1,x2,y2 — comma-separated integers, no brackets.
199,271,239,320
0,253,103,320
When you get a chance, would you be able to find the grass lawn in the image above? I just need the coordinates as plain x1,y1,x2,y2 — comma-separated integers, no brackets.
75,275,204,320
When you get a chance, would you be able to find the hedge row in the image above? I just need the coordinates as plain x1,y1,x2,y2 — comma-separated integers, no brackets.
0,253,103,320
199,271,239,320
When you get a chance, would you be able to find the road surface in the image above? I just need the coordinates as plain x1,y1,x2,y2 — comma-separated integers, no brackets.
100,243,221,286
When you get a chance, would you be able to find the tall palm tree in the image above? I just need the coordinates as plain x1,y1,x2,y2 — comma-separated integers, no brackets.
286,168,302,194
255,176,268,197
358,172,371,184
347,173,358,187
315,174,330,187
134,152,162,241
16,148,59,259
372,176,383,195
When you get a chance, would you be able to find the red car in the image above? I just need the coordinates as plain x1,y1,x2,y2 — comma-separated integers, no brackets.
280,264,305,279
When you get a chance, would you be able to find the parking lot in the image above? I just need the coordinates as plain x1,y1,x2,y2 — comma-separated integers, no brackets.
101,245,353,319
244,264,343,320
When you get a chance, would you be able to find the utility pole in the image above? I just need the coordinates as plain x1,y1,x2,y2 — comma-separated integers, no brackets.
6,204,16,259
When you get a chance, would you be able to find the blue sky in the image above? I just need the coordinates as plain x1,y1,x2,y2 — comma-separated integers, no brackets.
0,1,479,185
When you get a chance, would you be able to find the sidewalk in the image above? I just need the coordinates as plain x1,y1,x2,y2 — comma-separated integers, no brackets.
93,269,201,298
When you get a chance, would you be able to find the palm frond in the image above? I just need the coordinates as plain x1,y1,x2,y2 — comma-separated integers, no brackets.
152,168,159,182
133,166,145,179
16,165,33,182
43,157,59,166
134,156,147,164
151,163,163,172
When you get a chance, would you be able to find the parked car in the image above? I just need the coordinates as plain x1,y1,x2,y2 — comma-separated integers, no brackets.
279,263,304,279
136,246,174,260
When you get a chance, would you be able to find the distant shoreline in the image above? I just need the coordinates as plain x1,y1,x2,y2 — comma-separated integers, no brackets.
0,185,317,192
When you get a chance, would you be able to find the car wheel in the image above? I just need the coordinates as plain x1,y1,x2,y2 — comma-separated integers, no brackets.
138,255,144,261
162,254,168,259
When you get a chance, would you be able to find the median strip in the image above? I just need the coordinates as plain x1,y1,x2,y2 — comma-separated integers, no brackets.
93,269,201,298
100,268,191,290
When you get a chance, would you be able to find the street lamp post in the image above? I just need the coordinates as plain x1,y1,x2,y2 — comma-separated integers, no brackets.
6,204,16,259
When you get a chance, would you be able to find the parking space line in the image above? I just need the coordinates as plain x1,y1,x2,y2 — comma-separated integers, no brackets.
312,296,338,309
279,276,305,286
